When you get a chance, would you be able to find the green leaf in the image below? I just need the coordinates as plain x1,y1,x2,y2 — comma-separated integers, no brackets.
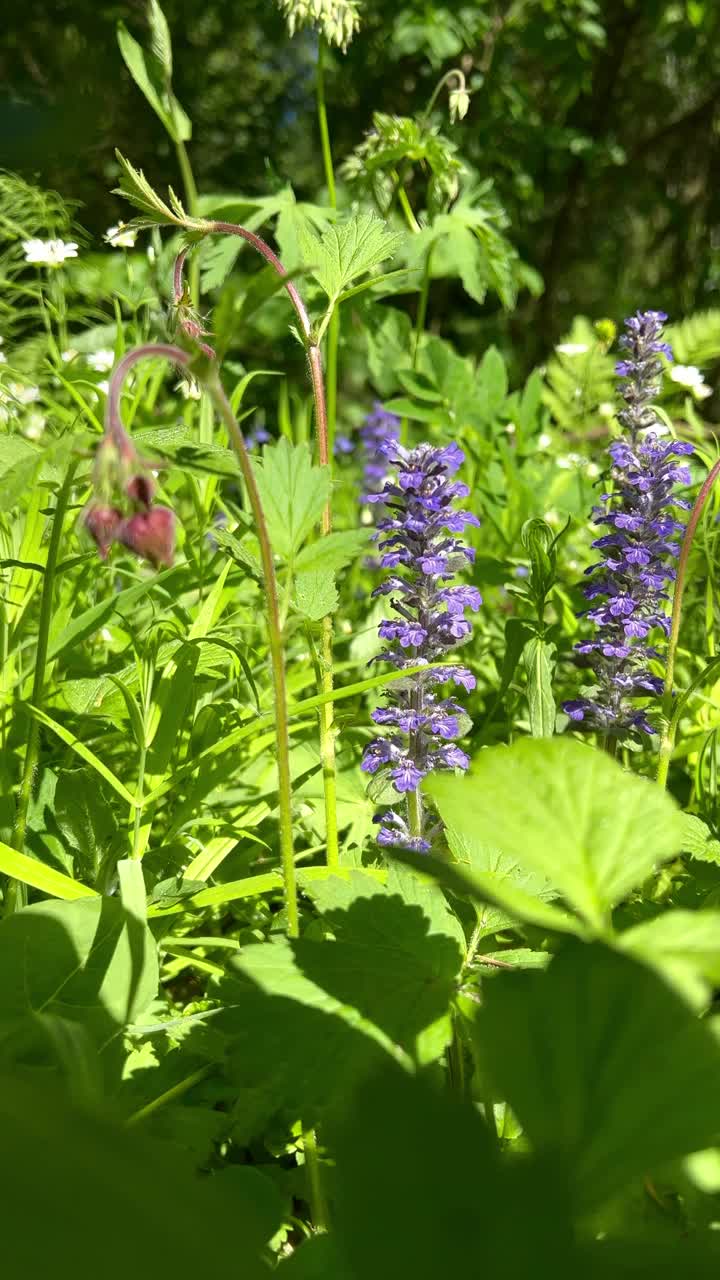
113,151,186,229
0,1075,272,1279
0,897,158,1054
25,705,140,807
293,569,339,620
680,814,720,865
480,941,720,1210
252,439,331,560
117,23,178,141
300,212,403,303
522,637,556,738
620,908,720,1002
441,824,560,939
294,529,370,574
427,739,687,930
0,840,98,901
148,0,173,78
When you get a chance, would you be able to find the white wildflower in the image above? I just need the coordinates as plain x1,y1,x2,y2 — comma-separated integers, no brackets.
557,452,583,471
556,342,589,357
100,627,113,643
9,381,40,405
505,422,516,434
537,432,552,449
670,364,712,400
598,401,615,420
87,349,115,373
105,222,137,249
23,412,46,440
177,376,202,400
22,238,78,268
61,348,78,363
147,244,156,264
545,509,561,527
275,0,361,51
95,380,110,396
586,461,600,478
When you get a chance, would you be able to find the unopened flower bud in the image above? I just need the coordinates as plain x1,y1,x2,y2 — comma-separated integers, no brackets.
117,507,175,567
84,505,123,559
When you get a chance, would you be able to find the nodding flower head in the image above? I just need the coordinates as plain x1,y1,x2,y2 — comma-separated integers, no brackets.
361,440,479,851
117,507,176,568
275,0,361,51
563,309,692,738
84,505,123,560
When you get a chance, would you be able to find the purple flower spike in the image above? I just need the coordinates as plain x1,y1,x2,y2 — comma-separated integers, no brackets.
359,402,401,497
563,309,691,738
361,441,478,851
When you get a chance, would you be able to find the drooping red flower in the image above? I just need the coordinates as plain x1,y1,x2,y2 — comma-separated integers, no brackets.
117,506,175,567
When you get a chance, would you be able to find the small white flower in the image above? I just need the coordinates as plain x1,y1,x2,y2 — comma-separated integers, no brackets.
87,349,115,373
95,380,110,396
505,422,516,434
100,627,113,643
23,412,46,440
556,343,589,357
147,244,156,264
598,401,615,420
557,452,583,471
177,377,202,400
361,507,373,526
538,432,552,449
670,364,712,400
586,461,600,478
9,381,40,405
61,348,78,363
22,238,78,268
545,509,561,527
105,222,137,249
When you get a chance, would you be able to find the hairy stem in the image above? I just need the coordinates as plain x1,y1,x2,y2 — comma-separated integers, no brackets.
107,345,298,934
657,456,720,789
6,459,79,914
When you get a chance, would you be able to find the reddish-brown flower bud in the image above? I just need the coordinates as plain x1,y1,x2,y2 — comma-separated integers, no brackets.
126,471,156,507
84,505,123,559
117,506,175,567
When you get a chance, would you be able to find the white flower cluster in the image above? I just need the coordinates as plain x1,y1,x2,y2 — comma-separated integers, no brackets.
669,364,712,400
275,0,361,50
22,239,78,268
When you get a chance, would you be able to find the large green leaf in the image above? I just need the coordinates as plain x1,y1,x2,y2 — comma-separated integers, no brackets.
252,439,331,560
480,942,720,1210
428,739,686,930
0,897,157,1063
299,212,402,303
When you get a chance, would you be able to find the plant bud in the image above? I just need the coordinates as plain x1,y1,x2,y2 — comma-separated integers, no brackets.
126,471,156,507
448,88,470,124
84,505,123,559
117,506,175,567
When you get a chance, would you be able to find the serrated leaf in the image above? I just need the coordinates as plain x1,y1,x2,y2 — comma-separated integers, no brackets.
680,813,720,864
294,529,370,574
293,569,338,620
252,439,331,560
148,0,173,78
113,151,181,227
301,213,402,302
427,738,687,930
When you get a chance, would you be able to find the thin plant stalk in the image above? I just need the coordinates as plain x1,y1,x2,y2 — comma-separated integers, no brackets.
657,456,720,790
6,458,78,915
174,231,341,870
108,345,299,934
413,243,435,365
315,34,340,454
302,1123,330,1232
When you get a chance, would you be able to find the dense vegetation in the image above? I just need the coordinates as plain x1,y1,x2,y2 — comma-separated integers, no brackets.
3,2,720,1275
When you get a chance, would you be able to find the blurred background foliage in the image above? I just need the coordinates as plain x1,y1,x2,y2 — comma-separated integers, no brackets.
3,0,720,369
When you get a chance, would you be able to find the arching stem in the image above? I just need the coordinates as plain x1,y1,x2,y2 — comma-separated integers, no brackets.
174,230,340,869
107,344,298,934
657,456,720,790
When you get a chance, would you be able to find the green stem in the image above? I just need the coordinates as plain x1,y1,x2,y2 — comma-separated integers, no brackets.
175,138,200,307
316,37,336,210
407,788,423,838
207,375,299,933
302,1124,330,1232
657,456,720,790
421,69,467,127
6,459,78,914
326,309,339,459
413,243,435,365
107,345,298,935
126,1063,214,1127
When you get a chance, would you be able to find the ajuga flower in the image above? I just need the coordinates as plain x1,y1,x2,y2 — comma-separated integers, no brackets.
275,0,361,51
563,310,692,737
360,402,400,497
361,441,480,850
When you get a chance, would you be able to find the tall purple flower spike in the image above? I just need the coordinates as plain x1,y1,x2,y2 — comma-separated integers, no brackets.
563,310,692,737
361,440,481,851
